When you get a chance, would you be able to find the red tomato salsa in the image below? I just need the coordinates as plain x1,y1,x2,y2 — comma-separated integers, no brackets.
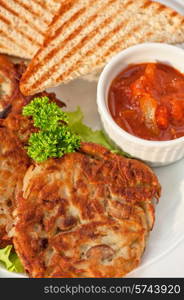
108,63,184,141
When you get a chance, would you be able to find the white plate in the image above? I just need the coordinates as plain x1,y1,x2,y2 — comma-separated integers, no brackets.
1,0,184,278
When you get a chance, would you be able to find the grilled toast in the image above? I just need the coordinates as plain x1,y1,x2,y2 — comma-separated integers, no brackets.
20,0,184,95
0,0,60,59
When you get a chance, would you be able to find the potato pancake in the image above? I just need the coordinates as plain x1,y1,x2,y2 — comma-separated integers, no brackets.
14,143,160,277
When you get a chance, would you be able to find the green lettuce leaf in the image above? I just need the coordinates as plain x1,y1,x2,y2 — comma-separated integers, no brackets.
66,107,130,157
0,245,24,273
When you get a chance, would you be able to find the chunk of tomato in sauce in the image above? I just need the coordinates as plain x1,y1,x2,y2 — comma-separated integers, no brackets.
108,62,184,141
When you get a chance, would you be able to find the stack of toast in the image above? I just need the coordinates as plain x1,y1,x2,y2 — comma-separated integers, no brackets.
0,0,184,94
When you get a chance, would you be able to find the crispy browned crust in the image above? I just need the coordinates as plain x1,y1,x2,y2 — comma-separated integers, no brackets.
14,142,161,277
0,226,12,248
0,127,30,247
0,55,35,115
0,55,66,248
0,55,66,145
0,55,66,118
0,55,18,113
0,91,66,145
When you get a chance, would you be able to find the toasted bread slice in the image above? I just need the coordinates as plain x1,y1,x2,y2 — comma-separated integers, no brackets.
20,0,184,95
0,0,60,59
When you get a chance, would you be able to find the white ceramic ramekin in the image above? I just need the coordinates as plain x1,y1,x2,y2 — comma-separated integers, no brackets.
97,43,184,167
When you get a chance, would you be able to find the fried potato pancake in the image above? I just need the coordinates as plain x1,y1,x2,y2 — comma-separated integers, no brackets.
0,55,66,248
14,143,160,277
0,128,30,247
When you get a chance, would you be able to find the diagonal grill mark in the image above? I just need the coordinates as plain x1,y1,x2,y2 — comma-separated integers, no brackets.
30,17,117,89
0,42,9,49
51,5,86,43
50,0,81,32
155,3,168,12
95,21,161,66
55,2,176,82
0,14,10,25
0,0,44,35
138,31,155,43
0,14,41,47
16,0,52,25
0,43,12,54
41,7,87,61
0,30,32,54
140,0,152,9
15,0,51,23
137,24,179,44
54,17,130,84
24,0,173,92
25,0,126,90
54,21,138,82
33,0,60,13
79,18,130,61
23,0,99,80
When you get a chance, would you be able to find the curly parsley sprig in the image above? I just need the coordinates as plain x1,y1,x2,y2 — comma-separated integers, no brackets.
23,96,68,131
22,97,81,163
